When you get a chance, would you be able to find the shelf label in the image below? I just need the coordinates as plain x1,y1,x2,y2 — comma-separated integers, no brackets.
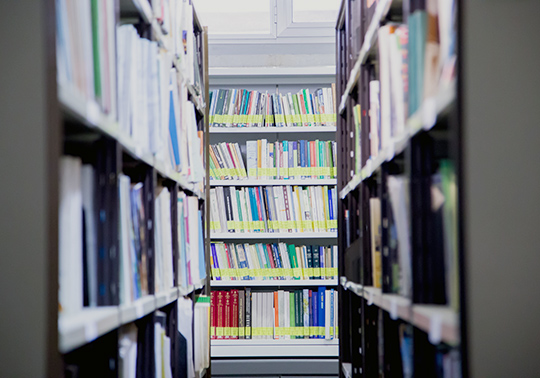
84,322,98,342
429,314,442,345
136,302,144,318
367,291,374,306
390,298,398,320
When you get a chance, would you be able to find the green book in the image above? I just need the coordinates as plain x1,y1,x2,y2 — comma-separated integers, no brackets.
292,94,302,127
90,0,102,100
288,244,299,279
290,291,296,339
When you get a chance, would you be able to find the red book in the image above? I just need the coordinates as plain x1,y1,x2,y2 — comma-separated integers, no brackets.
224,291,231,339
223,243,234,280
231,290,239,339
217,291,224,339
309,141,316,179
211,291,217,339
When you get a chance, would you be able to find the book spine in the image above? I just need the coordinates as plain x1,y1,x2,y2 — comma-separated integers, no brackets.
319,287,325,339
232,289,239,339
211,291,217,339
245,288,252,339
238,289,245,339
224,290,231,339
217,290,224,339
303,289,310,339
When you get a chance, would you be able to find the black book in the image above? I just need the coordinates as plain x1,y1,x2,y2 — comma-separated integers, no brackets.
222,186,234,233
238,289,245,339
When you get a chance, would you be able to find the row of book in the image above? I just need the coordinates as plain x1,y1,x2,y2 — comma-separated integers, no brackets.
117,297,210,378
117,25,204,184
210,288,338,340
149,0,201,90
209,185,338,234
56,0,117,116
363,160,458,308
209,140,337,181
119,174,207,304
210,242,338,281
349,0,457,175
209,86,337,128
58,155,207,314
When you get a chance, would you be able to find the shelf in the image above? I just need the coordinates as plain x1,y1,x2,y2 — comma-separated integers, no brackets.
155,287,179,309
211,339,339,358
210,179,337,187
339,82,456,199
59,83,205,200
338,0,398,114
119,295,157,325
211,279,338,287
58,307,119,353
209,66,336,77
341,279,459,345
211,232,338,240
209,126,337,134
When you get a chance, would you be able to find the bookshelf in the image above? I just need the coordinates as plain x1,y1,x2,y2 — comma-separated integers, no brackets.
45,0,210,375
4,0,540,377
207,79,340,377
336,0,461,376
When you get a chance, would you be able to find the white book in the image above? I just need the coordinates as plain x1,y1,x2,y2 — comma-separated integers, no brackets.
246,140,258,179
369,81,381,158
233,143,247,178
283,290,290,339
178,298,195,378
216,187,228,233
308,186,319,232
278,290,285,339
238,188,249,233
81,165,97,307
301,188,313,232
261,139,267,180
286,185,298,232
325,289,331,339
187,196,200,284
378,25,394,150
119,324,138,378
154,190,164,293
59,156,83,314
278,243,291,279
229,186,240,232
242,243,254,279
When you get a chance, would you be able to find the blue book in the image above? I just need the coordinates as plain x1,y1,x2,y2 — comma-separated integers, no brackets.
178,197,188,288
198,210,207,281
270,243,283,279
235,244,250,280
168,89,181,170
299,140,306,178
318,287,325,339
287,141,294,179
248,187,260,231
319,246,325,279
328,187,335,231
257,187,267,231
312,290,318,339
210,243,221,280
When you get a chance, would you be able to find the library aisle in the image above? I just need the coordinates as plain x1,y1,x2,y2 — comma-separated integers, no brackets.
2,0,540,377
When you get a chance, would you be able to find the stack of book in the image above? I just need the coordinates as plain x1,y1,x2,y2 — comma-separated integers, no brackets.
211,288,338,340
209,185,338,234
209,86,337,128
210,242,338,281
